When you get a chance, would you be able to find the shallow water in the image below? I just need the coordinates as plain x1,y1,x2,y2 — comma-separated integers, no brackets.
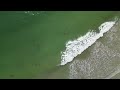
0,11,120,78
69,20,120,79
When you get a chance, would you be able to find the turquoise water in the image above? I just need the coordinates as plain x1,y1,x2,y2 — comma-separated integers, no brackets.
0,11,119,78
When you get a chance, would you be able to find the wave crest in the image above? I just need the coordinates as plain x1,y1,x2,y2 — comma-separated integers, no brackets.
60,20,116,65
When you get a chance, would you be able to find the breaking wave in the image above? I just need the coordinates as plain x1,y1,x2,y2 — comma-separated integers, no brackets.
69,20,120,79
60,20,117,65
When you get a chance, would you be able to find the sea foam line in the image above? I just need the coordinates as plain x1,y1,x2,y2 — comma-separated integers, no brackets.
60,20,117,65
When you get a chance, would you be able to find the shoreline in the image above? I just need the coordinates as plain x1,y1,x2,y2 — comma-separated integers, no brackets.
69,19,120,79
60,20,117,66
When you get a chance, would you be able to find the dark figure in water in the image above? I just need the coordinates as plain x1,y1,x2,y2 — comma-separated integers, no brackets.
64,32,68,35
10,75,14,78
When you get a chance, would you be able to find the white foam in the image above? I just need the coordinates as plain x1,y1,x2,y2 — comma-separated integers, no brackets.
60,21,116,65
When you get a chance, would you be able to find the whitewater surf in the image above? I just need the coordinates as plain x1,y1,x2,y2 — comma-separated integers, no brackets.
69,19,120,79
60,19,117,66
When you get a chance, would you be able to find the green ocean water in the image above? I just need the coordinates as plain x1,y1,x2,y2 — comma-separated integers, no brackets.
0,11,120,79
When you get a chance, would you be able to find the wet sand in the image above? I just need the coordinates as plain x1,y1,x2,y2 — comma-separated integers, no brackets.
69,20,120,79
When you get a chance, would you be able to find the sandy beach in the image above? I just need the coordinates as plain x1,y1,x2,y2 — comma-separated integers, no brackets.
69,20,120,79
